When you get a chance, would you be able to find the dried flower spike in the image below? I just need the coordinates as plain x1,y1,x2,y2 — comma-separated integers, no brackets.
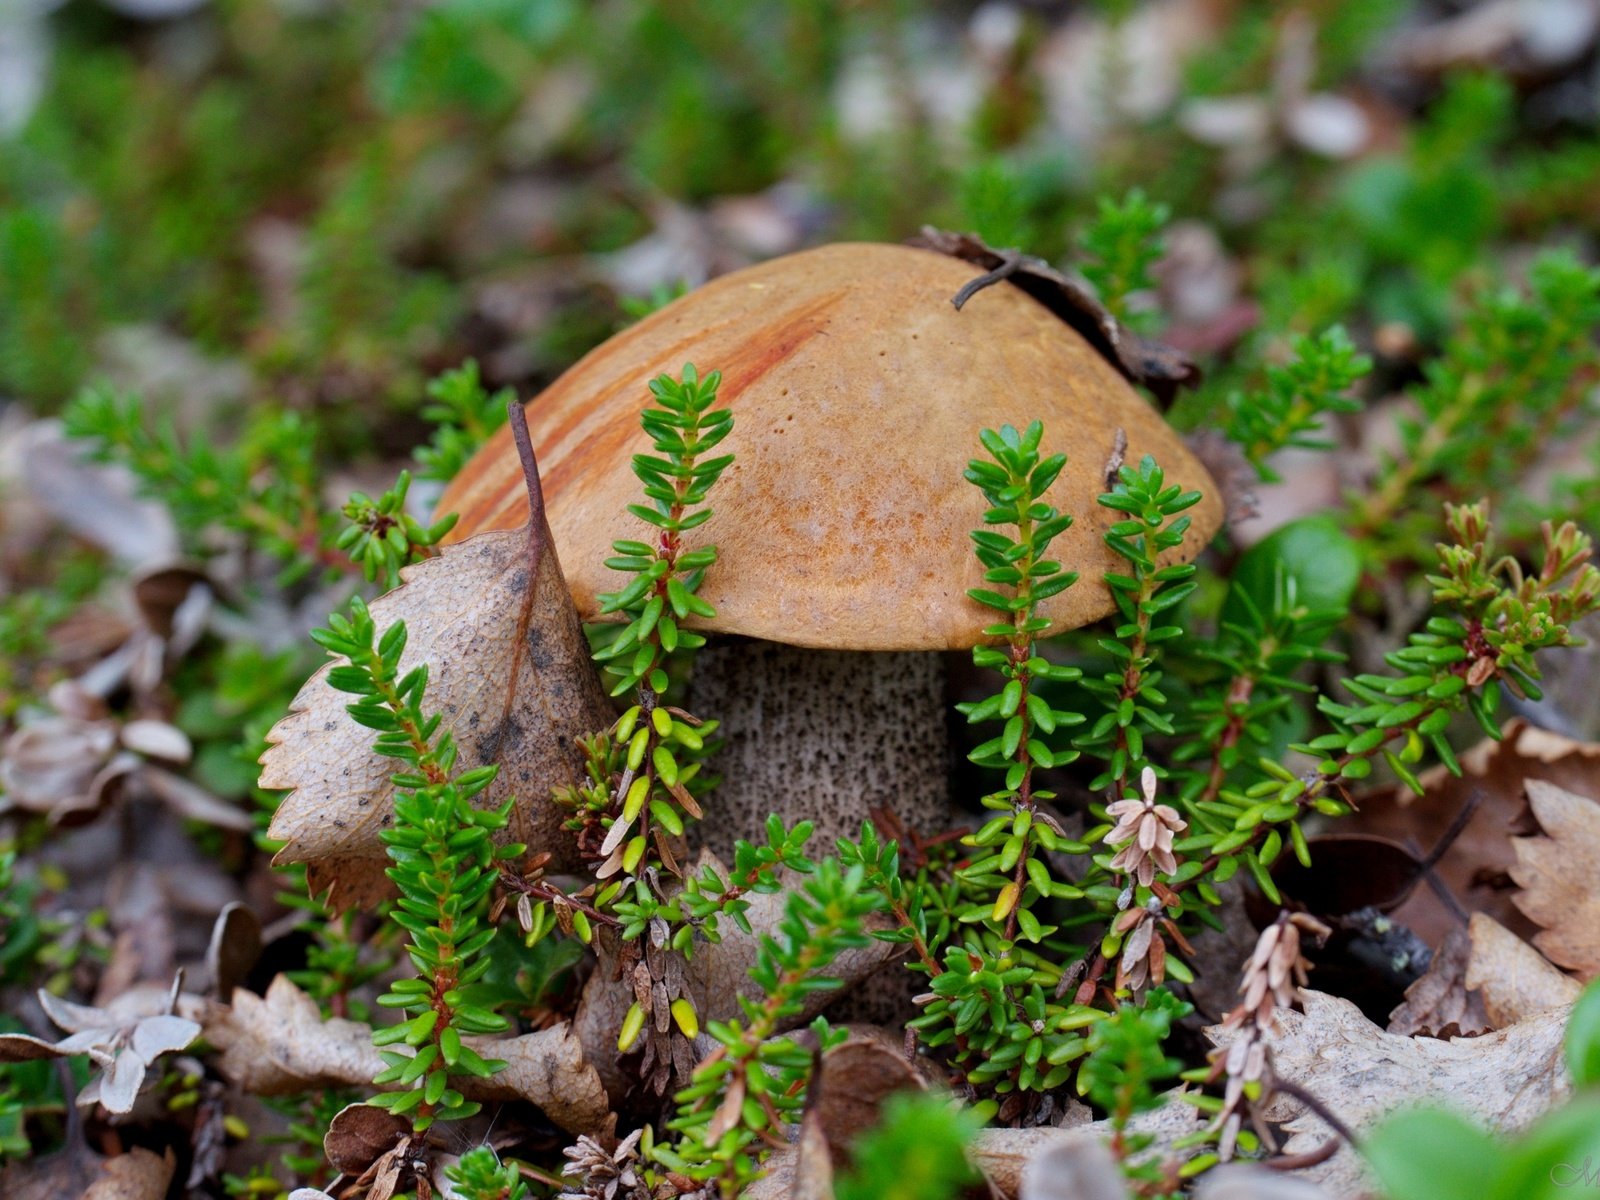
1105,766,1186,887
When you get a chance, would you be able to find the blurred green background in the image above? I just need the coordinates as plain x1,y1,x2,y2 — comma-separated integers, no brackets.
5,0,1597,455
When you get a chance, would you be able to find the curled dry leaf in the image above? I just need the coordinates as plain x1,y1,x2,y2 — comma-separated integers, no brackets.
324,1102,413,1174
0,983,200,1114
0,715,117,817
1210,989,1571,1198
206,900,263,1000
1465,912,1582,1027
1345,719,1600,948
209,974,611,1134
0,710,249,830
1390,0,1600,78
1510,780,1600,980
809,1026,933,1162
260,422,612,910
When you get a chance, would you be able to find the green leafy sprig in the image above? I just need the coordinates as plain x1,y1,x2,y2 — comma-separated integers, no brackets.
1353,253,1600,551
63,386,337,582
1080,988,1193,1188
1184,502,1600,912
654,858,882,1200
900,423,1106,1101
1067,501,1600,1008
595,364,732,695
1077,455,1202,803
957,420,1084,938
575,365,732,894
414,360,513,484
1224,326,1371,480
1172,574,1345,814
338,469,458,588
446,1146,529,1200
1078,189,1169,332
312,598,522,1130
832,1091,982,1200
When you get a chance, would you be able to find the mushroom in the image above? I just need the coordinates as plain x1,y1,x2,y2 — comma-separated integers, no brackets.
435,242,1223,858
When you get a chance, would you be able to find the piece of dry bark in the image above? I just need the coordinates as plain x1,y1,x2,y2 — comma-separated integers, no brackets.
1465,912,1582,1026
1018,1133,1127,1200
1387,925,1490,1037
260,415,613,910
972,1095,1202,1198
1210,989,1572,1198
208,974,611,1135
1194,1165,1335,1199
1510,780,1600,980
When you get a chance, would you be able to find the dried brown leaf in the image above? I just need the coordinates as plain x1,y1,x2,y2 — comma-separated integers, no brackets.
11,419,179,566
1465,912,1582,1026
811,1026,932,1164
794,1100,836,1200
260,432,612,911
0,1148,177,1200
1386,925,1490,1037
205,901,262,1000
1346,720,1600,948
908,227,1201,407
209,974,611,1134
0,1150,94,1200
324,1102,412,1174
1210,989,1572,1198
82,1148,176,1200
1510,780,1600,980
141,766,253,832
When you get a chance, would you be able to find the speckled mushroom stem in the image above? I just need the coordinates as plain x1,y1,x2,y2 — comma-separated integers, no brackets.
687,640,955,862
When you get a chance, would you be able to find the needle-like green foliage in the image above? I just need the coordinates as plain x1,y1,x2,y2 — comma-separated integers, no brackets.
312,597,522,1131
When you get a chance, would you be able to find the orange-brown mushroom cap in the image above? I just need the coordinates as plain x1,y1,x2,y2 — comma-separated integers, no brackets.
436,242,1223,651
